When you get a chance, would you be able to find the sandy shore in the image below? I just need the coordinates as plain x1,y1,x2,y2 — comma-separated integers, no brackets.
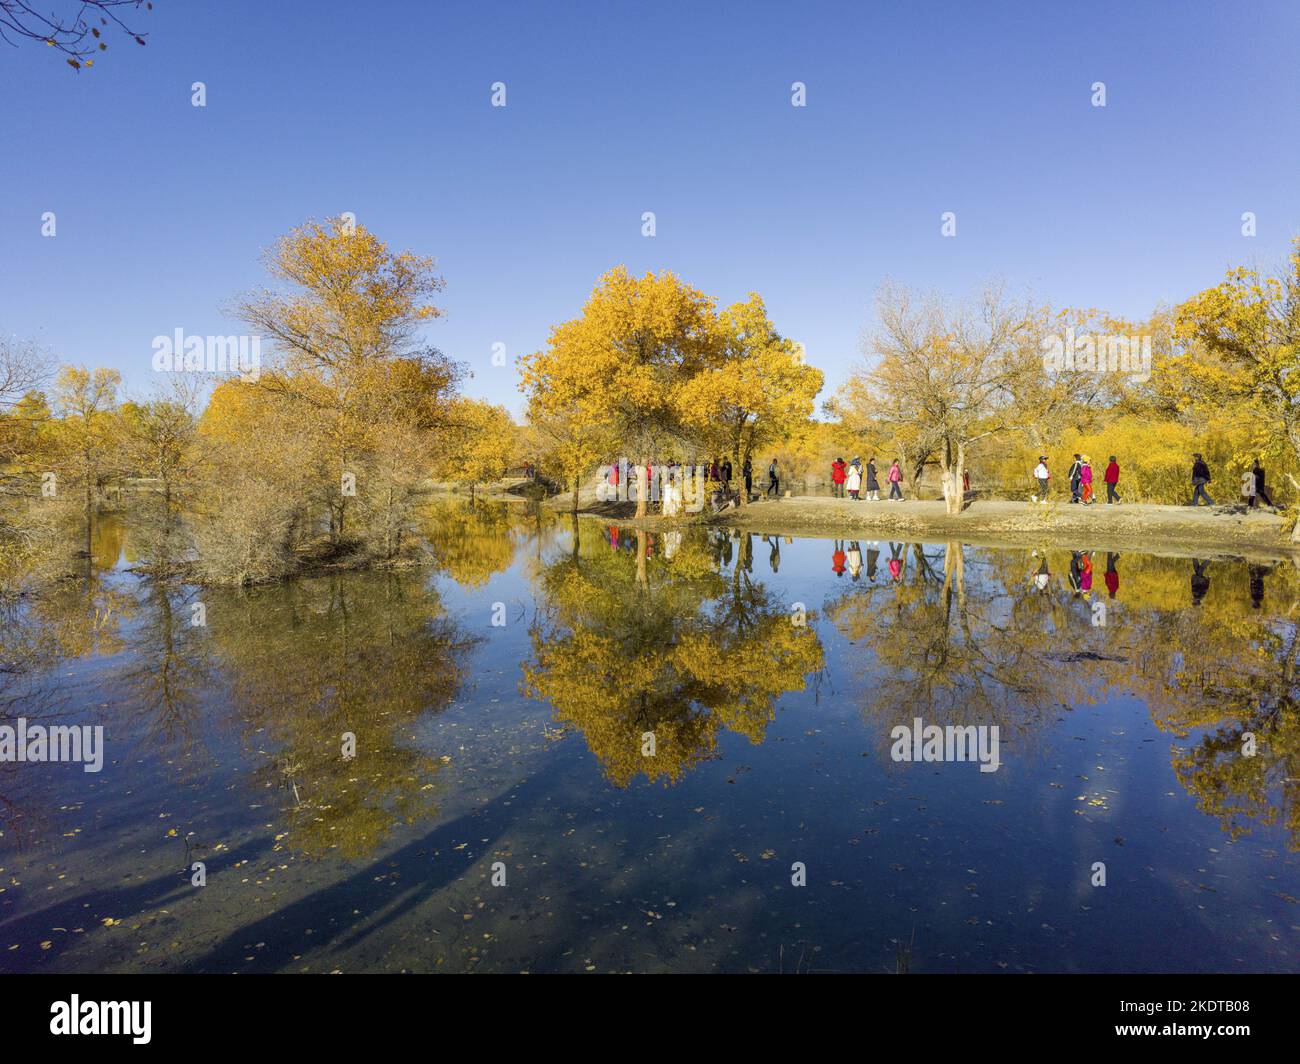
566,495,1298,560
434,480,1297,559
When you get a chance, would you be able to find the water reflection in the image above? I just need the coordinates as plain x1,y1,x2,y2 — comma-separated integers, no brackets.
523,526,825,786
204,572,478,858
826,541,1300,849
3,505,481,861
2,502,1300,971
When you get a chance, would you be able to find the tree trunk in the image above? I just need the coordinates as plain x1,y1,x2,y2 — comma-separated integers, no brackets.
731,421,749,509
940,439,966,516
571,477,579,513
83,473,94,553
635,459,648,519
943,541,966,607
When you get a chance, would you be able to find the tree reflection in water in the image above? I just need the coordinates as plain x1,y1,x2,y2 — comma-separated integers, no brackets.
826,540,1300,850
523,525,825,786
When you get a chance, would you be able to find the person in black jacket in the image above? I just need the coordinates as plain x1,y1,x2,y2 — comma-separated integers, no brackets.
1067,453,1083,503
1250,460,1274,507
865,457,881,501
742,457,753,499
1189,454,1214,506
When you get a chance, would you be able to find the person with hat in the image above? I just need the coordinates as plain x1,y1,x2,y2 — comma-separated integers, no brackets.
1032,455,1050,503
1079,455,1095,504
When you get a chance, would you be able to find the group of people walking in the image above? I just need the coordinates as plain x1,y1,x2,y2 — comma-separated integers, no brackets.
1032,454,1122,504
1029,453,1276,508
610,450,1279,512
829,457,904,501
1187,455,1273,508
702,456,783,500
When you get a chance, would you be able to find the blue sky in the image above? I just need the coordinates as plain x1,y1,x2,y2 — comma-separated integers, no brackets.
4,0,1298,417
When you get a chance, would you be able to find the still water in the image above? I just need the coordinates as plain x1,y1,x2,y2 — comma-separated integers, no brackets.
2,500,1298,973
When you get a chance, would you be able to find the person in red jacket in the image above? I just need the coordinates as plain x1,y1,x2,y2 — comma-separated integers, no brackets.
831,457,847,498
1104,455,1121,504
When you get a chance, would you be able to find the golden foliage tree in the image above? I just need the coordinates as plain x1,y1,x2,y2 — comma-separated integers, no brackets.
519,267,718,518
676,294,823,505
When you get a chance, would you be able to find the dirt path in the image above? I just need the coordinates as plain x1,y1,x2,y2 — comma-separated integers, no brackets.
450,480,1297,559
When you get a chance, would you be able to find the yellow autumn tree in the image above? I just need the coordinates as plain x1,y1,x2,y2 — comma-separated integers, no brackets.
1176,236,1300,533
519,267,718,518
192,376,328,583
434,397,518,497
829,284,1071,513
523,393,617,512
47,365,122,532
235,216,459,542
676,293,823,505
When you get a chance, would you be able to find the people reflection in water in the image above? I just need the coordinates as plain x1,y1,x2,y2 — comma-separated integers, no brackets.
1079,550,1094,596
721,531,734,567
739,532,754,573
1031,551,1051,592
1191,559,1211,606
846,541,862,580
1249,563,1266,609
888,542,904,581
1068,551,1083,595
832,540,846,577
609,525,619,549
763,534,781,573
866,542,880,581
1105,552,1120,599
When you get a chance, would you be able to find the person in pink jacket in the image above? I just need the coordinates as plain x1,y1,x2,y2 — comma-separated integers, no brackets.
1079,456,1094,505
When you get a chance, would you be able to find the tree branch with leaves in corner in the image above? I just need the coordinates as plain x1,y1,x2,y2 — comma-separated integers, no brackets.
0,0,153,70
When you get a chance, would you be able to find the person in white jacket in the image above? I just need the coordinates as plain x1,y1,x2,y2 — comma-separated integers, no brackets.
1032,456,1050,503
661,471,683,516
846,460,862,500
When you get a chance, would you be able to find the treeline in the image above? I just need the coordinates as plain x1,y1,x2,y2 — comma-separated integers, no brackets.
0,218,518,586
5,225,1298,585
522,241,1300,526
824,241,1300,518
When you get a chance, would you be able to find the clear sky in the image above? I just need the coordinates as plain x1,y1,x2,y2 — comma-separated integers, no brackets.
4,0,1298,417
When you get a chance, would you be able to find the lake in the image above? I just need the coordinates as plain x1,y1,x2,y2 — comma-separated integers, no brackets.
2,499,1298,973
